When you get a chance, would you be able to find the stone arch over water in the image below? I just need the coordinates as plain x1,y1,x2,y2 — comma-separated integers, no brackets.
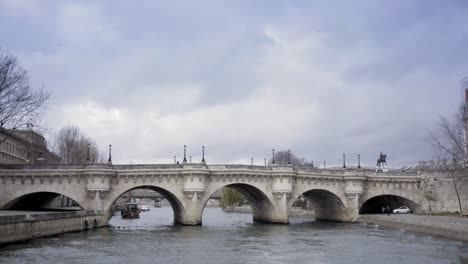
201,183,275,223
288,188,347,221
105,185,187,224
1,191,84,210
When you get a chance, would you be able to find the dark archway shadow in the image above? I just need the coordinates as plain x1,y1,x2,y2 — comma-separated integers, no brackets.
2,192,83,211
360,195,418,214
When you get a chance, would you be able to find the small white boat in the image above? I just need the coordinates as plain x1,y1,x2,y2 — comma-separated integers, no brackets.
140,205,151,212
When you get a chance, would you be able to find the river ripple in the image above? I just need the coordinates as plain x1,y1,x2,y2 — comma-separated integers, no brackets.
1,207,467,264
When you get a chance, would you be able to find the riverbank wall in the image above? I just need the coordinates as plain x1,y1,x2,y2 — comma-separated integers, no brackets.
0,211,108,245
419,171,468,214
357,214,468,243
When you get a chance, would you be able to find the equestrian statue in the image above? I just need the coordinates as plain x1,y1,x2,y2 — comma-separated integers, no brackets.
377,152,387,169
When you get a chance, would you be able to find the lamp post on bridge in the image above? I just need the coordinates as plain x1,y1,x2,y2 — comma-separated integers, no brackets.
86,143,90,163
272,149,275,165
174,155,176,164
183,145,187,164
201,146,206,164
287,149,291,165
358,154,361,169
107,144,112,165
343,153,346,169
323,161,326,169
251,157,254,166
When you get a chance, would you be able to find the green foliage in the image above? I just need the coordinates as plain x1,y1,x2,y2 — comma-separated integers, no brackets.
221,187,244,209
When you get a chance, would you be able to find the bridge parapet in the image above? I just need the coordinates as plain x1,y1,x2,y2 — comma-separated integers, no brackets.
182,165,209,200
344,177,365,197
222,165,272,171
270,166,294,199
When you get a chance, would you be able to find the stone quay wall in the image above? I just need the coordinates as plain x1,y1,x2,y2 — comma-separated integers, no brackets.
0,211,107,245
418,170,468,214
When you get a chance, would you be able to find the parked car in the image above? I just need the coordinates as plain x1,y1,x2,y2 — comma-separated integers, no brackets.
393,206,411,214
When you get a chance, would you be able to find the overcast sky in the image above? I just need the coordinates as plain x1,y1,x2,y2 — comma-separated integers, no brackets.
1,0,467,167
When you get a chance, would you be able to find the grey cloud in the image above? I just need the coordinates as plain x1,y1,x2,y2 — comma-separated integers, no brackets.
1,1,467,168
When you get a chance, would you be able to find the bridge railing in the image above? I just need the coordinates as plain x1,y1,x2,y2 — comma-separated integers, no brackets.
0,163,421,178
223,165,272,170
0,164,185,170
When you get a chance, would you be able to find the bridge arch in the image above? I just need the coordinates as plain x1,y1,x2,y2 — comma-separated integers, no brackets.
201,181,276,223
359,194,420,214
105,185,187,224
288,188,347,221
1,191,84,211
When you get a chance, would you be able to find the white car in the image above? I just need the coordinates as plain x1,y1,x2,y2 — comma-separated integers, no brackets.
393,206,411,214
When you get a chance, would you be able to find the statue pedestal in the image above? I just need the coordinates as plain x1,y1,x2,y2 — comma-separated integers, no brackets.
376,168,388,172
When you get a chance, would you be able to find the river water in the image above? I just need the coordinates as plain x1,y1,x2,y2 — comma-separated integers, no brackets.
0,207,467,264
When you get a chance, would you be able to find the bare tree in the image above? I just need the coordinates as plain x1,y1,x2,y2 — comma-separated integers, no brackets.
430,105,466,164
0,49,51,144
269,150,308,167
54,125,104,164
420,176,437,214
429,104,465,215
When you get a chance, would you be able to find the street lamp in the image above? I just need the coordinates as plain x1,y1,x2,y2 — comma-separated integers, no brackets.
201,146,206,163
86,143,90,163
107,144,112,164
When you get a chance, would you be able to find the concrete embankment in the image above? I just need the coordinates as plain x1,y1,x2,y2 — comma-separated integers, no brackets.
357,214,468,243
0,211,107,245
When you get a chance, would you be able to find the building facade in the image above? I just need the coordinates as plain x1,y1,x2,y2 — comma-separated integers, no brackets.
0,128,60,164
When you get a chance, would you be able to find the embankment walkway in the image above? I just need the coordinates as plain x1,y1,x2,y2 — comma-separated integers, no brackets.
358,214,468,243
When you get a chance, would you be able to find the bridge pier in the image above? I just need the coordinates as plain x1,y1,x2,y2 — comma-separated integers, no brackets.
341,178,363,221
342,193,360,221
259,167,294,224
251,192,290,224
177,191,203,225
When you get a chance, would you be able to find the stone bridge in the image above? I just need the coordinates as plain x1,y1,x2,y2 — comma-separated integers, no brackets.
0,164,424,225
